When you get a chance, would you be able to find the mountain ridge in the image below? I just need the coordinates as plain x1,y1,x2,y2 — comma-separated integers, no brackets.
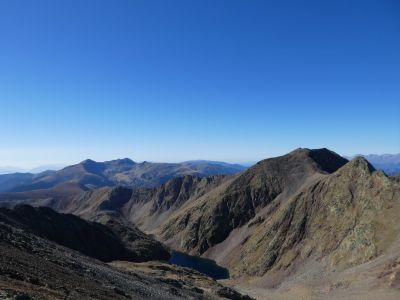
0,158,246,195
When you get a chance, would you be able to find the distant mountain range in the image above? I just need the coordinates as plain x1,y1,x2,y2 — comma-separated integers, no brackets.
345,153,400,175
0,158,247,193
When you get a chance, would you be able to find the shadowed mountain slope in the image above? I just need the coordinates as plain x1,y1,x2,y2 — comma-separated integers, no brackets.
0,204,170,262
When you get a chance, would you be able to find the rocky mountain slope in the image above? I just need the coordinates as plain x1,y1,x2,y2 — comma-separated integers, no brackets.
158,148,348,254
0,158,245,193
229,157,400,277
0,204,170,262
0,206,251,299
30,148,351,258
34,175,230,232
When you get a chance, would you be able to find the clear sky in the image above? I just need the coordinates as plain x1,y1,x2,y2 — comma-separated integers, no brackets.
1,0,399,168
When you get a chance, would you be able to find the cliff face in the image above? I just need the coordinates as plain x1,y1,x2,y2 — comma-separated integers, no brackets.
149,175,226,213
57,174,228,232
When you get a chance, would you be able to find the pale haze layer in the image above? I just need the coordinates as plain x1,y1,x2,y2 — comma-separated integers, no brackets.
0,0,399,168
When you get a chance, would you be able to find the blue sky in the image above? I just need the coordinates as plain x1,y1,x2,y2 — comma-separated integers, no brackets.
0,0,399,168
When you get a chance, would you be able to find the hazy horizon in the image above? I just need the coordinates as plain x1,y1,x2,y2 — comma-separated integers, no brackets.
1,148,400,170
1,1,399,168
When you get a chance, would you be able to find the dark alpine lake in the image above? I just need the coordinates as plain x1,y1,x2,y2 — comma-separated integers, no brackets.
169,251,229,280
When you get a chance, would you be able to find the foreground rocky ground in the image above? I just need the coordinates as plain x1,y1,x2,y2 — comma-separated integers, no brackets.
0,208,251,299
